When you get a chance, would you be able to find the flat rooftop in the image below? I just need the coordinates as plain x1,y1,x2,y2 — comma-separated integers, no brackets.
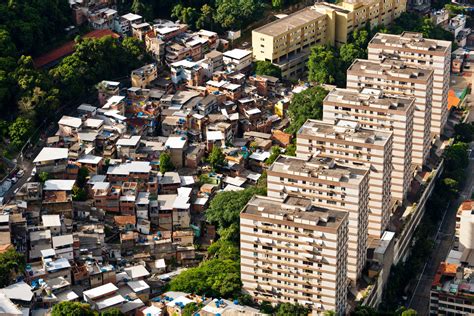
253,7,324,37
298,119,392,146
348,59,433,81
369,32,451,53
269,155,368,184
242,195,347,230
325,88,414,112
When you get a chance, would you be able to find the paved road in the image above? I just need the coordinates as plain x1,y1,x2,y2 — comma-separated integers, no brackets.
409,100,474,314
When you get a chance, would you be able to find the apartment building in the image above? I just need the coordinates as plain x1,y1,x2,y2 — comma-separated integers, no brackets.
368,32,451,136
296,119,392,237
251,0,406,78
240,195,348,315
252,8,328,79
323,88,415,202
267,155,369,283
313,0,406,46
347,59,433,167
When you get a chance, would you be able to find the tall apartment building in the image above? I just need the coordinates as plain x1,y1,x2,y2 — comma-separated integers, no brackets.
368,32,451,136
267,155,369,283
240,195,349,314
313,0,406,46
347,59,433,167
251,0,406,78
323,88,415,202
252,8,328,79
296,119,392,237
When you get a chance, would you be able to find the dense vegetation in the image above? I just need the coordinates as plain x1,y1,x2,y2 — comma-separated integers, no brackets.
0,248,25,288
51,302,124,316
286,86,329,135
1,36,146,153
128,0,306,31
381,122,473,311
255,60,282,79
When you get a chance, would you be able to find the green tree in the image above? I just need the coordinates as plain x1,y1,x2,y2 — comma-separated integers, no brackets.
213,0,264,30
285,143,296,156
260,301,275,314
454,122,474,143
159,152,174,173
272,0,284,9
441,177,460,197
353,305,378,315
208,239,240,260
205,186,266,230
39,171,49,183
169,258,241,298
265,146,281,165
286,86,328,134
255,60,282,79
76,166,89,188
72,185,87,202
339,43,365,68
100,308,124,316
208,145,226,171
8,116,33,148
172,4,198,29
196,4,214,30
444,4,465,15
275,303,310,316
51,301,95,316
0,248,25,288
445,142,469,171
182,303,200,316
217,222,240,243
401,308,418,316
307,45,341,85
131,0,153,21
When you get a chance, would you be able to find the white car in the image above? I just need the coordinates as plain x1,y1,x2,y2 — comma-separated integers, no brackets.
11,177,18,184
31,167,37,177
16,170,24,178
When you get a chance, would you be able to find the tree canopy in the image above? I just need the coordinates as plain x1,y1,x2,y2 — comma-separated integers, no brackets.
208,146,226,171
0,248,25,288
159,152,175,174
255,60,282,79
169,257,241,298
286,86,328,134
206,186,266,231
265,146,281,165
275,303,310,316
51,302,96,316
51,302,124,316
307,45,342,85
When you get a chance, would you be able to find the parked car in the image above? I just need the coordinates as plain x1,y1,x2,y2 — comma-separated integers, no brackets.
31,167,37,177
11,177,18,184
16,170,24,178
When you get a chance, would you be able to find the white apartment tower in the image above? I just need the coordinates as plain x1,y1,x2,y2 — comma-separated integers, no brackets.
347,59,434,167
240,195,349,314
368,32,451,136
323,88,415,202
296,119,393,238
267,155,369,283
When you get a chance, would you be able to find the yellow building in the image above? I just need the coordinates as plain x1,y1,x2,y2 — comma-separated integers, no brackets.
252,0,407,78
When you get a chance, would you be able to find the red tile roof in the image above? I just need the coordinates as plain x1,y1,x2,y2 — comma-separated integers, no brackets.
33,29,120,68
